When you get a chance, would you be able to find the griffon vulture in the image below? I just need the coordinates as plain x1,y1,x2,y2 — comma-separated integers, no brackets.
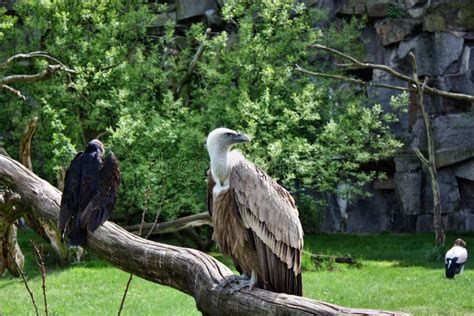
59,139,120,246
445,239,468,278
206,128,303,296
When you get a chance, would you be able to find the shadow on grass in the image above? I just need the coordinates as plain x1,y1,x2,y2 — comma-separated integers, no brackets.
304,232,474,269
6,228,474,281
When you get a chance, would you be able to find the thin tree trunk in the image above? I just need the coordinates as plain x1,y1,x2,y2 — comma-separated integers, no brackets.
409,54,445,247
0,154,408,315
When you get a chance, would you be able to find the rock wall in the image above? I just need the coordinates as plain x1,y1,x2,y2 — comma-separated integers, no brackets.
318,0,474,233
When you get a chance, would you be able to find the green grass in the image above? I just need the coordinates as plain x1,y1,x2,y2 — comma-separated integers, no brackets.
1,230,473,315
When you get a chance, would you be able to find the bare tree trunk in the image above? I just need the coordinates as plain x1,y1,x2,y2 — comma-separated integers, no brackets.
19,117,69,263
0,154,408,315
0,188,24,277
409,54,445,247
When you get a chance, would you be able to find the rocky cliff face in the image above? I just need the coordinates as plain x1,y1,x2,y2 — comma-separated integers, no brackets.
318,0,474,233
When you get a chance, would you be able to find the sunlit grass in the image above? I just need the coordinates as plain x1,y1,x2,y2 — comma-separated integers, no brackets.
1,230,473,315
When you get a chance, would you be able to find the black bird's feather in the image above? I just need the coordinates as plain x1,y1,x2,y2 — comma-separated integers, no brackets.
58,140,120,246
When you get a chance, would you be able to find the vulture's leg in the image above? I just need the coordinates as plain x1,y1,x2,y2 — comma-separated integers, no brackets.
228,270,257,294
215,273,250,290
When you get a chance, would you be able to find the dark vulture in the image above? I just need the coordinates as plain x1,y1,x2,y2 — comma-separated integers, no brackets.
445,238,468,279
206,128,304,296
59,139,120,246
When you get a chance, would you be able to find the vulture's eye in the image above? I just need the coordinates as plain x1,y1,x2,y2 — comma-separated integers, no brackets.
225,132,233,137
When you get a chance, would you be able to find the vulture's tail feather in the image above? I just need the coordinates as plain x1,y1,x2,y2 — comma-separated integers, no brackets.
69,228,87,246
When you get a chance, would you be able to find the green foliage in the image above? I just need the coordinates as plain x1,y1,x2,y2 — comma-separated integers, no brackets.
320,15,367,59
386,5,409,19
0,0,402,224
424,245,448,262
39,103,78,179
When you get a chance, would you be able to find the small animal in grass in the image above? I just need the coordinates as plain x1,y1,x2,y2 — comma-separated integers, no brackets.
445,238,468,279
59,139,120,246
206,128,304,296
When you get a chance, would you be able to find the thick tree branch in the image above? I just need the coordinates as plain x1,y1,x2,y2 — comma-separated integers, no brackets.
0,154,408,315
306,44,474,102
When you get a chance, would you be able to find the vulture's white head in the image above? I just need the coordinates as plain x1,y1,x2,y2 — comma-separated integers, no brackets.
206,128,250,185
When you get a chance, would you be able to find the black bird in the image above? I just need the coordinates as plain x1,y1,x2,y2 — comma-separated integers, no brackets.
59,139,120,246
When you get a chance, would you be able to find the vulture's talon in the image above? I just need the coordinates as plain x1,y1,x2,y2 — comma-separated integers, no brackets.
215,274,249,291
227,276,257,294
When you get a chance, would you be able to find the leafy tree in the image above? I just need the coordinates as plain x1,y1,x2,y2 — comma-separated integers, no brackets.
0,0,402,226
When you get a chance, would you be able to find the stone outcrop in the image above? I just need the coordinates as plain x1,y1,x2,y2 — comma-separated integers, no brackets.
316,0,474,233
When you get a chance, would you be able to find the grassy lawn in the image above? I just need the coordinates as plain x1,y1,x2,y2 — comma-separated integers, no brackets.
1,230,473,315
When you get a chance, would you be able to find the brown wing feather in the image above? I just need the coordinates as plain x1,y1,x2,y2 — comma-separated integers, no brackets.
230,159,303,295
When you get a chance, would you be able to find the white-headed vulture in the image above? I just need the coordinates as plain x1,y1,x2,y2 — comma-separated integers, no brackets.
206,128,304,296
59,139,120,246
445,238,468,278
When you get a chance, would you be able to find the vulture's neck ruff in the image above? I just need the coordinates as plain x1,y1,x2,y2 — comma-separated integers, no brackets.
207,128,250,189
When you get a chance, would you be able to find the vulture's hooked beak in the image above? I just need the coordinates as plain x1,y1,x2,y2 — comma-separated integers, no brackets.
233,133,251,144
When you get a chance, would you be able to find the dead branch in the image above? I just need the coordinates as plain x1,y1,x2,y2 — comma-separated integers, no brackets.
0,83,27,100
31,240,48,316
20,117,38,171
0,154,408,315
295,65,415,93
1,64,71,85
7,251,39,316
118,188,150,316
309,253,358,265
0,51,71,71
305,44,474,102
123,212,212,236
311,44,416,85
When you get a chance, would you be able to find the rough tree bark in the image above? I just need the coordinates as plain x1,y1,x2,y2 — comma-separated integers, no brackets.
19,117,70,262
0,154,408,315
0,187,24,277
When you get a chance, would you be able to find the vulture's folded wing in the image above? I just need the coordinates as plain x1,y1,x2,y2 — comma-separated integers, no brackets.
58,152,83,238
230,159,303,295
81,151,120,232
